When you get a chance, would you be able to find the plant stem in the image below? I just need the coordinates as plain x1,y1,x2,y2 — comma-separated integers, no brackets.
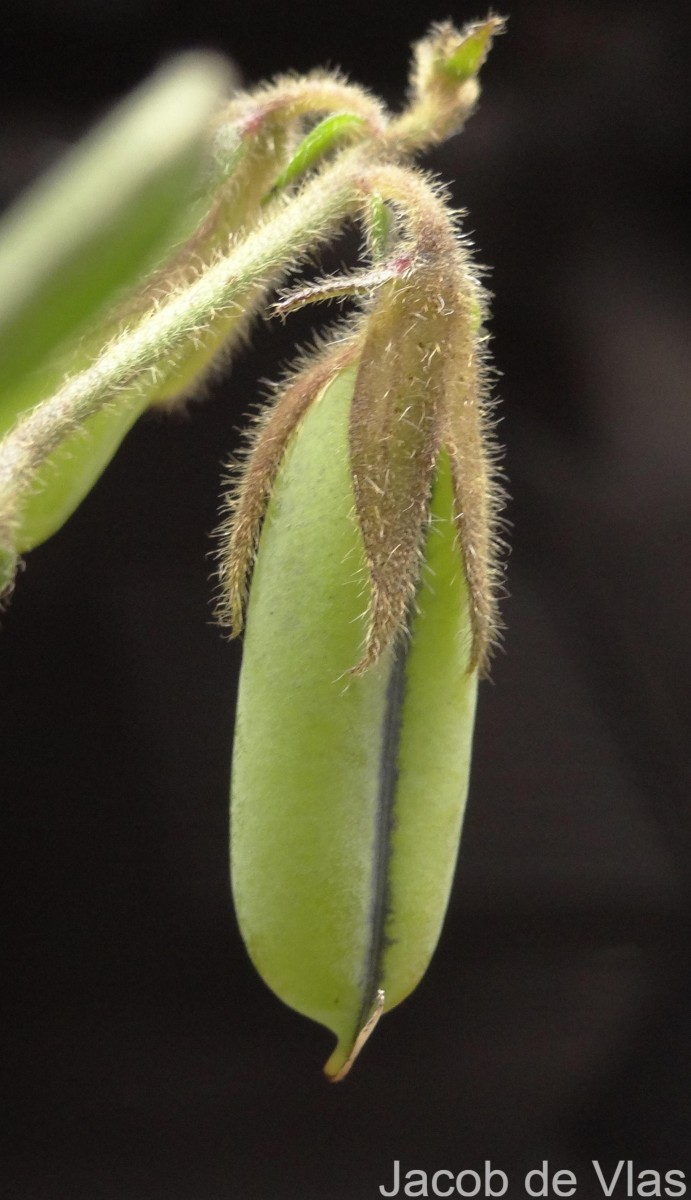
0,157,362,554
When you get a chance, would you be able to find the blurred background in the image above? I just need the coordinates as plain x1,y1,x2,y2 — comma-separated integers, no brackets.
2,1,691,1196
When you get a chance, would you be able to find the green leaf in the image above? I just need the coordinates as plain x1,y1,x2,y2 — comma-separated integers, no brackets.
12,403,144,554
366,192,395,261
263,112,366,202
442,19,500,84
0,51,231,428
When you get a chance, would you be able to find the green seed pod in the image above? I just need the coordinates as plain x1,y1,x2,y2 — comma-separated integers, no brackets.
230,362,480,1079
222,161,502,1078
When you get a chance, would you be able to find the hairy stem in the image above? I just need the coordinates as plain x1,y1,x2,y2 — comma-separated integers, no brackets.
0,158,363,555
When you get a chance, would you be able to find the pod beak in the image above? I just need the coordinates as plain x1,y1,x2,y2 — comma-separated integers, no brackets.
324,989,386,1082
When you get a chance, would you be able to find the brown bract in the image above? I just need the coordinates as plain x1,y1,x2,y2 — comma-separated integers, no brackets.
216,330,362,636
218,218,502,677
348,265,446,673
349,230,500,676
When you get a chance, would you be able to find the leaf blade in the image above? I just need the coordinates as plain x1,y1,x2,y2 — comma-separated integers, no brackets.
0,52,231,424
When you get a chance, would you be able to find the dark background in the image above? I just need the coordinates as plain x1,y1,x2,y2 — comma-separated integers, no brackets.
2,1,691,1196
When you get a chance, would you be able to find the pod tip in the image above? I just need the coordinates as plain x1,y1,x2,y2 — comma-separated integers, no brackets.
323,989,385,1082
